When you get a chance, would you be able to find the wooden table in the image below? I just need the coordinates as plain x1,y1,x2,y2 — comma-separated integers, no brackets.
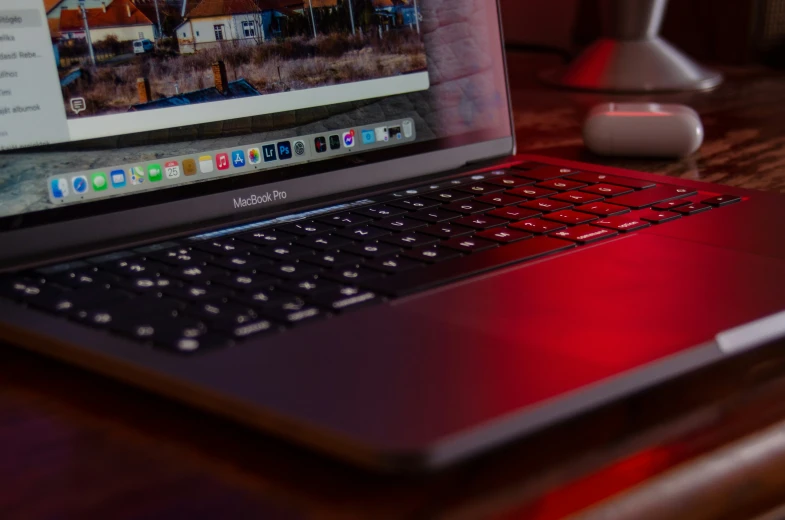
4,55,785,519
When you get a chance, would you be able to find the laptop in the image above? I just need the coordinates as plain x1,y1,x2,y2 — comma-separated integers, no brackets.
3,0,785,472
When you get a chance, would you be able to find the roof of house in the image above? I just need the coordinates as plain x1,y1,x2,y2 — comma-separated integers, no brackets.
47,18,61,39
184,0,296,18
308,0,338,7
44,0,62,13
60,0,154,32
129,78,260,111
133,0,182,26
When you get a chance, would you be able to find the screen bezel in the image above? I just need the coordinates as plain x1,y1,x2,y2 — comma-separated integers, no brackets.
0,0,515,270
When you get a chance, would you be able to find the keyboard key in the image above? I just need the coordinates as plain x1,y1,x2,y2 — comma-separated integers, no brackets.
193,239,253,256
475,227,533,244
159,334,232,354
209,254,271,271
212,273,280,291
353,204,407,219
518,199,574,213
403,245,463,263
111,315,207,344
419,223,475,239
408,208,462,223
637,210,682,224
580,184,634,198
542,210,598,225
48,269,119,290
102,259,170,277
147,248,212,267
231,288,279,307
475,193,527,207
507,186,557,200
551,191,604,205
169,265,229,283
381,232,440,248
592,215,651,232
254,296,322,325
485,176,534,188
236,230,297,246
342,242,402,258
224,320,277,340
392,187,431,198
323,267,383,284
117,276,178,294
672,203,712,216
365,237,575,297
316,213,371,228
441,236,498,253
0,278,41,302
186,299,256,325
87,295,186,328
296,234,354,252
278,278,341,296
36,286,130,315
536,179,587,191
259,262,322,280
423,190,474,203
509,219,567,234
486,206,541,221
565,172,656,190
258,245,314,261
301,252,362,269
575,202,630,216
310,287,379,312
373,216,427,233
550,225,619,245
610,185,697,209
512,165,576,181
388,198,440,211
335,226,390,241
452,215,508,230
164,284,234,301
442,201,495,215
455,183,505,196
652,199,693,211
277,221,335,236
365,256,425,274
702,194,741,207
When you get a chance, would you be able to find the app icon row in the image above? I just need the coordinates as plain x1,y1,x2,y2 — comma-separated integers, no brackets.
50,120,413,200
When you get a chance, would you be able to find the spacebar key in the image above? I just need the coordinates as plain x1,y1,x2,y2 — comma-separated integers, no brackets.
364,237,575,297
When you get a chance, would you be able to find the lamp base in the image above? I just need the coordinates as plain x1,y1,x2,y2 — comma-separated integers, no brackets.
541,37,723,93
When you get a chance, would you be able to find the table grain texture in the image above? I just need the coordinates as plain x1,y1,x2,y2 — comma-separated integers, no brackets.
3,55,785,520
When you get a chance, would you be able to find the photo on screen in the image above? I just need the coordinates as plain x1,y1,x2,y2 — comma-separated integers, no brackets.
0,0,508,220
50,0,428,137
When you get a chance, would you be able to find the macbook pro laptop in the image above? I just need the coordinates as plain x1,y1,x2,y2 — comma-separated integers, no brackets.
2,0,785,471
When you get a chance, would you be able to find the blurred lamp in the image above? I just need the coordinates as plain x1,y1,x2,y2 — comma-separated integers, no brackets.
543,0,723,92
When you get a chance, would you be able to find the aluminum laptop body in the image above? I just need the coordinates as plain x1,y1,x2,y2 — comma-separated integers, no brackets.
2,0,785,471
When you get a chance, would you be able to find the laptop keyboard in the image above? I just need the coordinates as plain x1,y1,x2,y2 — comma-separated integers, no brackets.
0,162,743,355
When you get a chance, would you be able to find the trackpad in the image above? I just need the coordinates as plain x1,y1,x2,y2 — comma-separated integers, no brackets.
395,233,785,409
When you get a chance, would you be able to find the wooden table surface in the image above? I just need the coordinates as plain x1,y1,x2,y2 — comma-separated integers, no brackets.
4,55,785,520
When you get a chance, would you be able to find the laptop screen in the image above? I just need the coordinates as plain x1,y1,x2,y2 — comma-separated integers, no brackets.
0,0,510,230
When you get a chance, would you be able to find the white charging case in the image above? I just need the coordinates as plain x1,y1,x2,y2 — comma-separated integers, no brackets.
583,103,704,158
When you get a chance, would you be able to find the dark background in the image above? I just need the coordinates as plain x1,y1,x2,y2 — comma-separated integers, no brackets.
501,0,785,68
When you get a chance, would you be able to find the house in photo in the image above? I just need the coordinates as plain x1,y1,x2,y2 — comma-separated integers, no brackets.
373,0,419,28
59,0,157,42
176,0,297,54
45,0,109,20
